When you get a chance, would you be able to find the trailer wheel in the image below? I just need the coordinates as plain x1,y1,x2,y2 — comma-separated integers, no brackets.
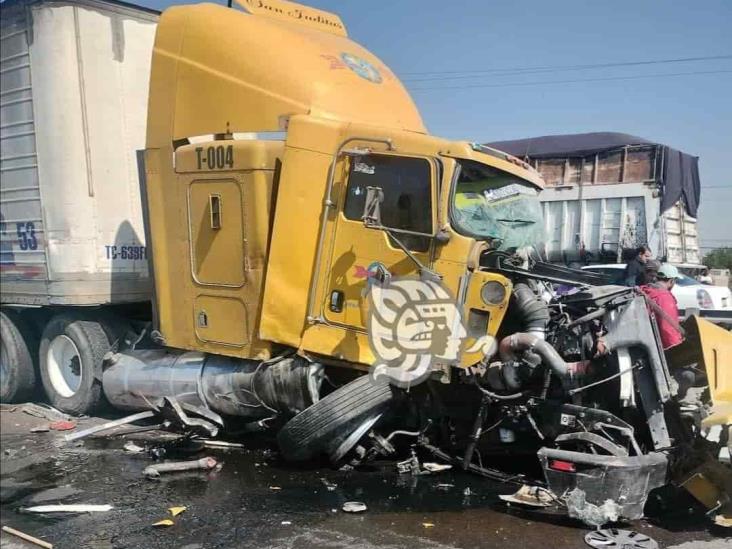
277,375,397,462
40,314,111,415
0,310,37,403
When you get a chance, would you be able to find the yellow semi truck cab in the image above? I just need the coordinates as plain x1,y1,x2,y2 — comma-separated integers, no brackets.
3,0,728,525
144,0,544,371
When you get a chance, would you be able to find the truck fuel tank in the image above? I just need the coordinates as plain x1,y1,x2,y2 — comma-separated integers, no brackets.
102,350,323,420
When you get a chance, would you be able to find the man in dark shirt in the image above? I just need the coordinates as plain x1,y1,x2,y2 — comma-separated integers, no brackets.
642,259,661,285
623,245,652,286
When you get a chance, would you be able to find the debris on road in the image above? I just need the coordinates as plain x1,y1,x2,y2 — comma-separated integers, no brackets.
143,456,218,478
269,486,282,491
422,463,452,474
20,403,71,422
199,440,245,449
123,441,145,453
342,501,367,513
153,519,174,527
396,453,421,475
1,525,53,549
280,521,292,525
714,513,732,528
49,420,77,431
499,484,555,508
320,478,337,491
65,411,156,442
30,426,50,433
584,529,658,549
422,522,435,528
169,506,187,517
23,504,113,513
396,452,452,476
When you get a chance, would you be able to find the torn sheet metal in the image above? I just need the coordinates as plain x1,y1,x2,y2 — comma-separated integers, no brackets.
566,488,622,527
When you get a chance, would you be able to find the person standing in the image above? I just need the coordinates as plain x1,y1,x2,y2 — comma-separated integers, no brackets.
641,259,661,285
640,263,683,349
697,268,713,285
623,245,652,286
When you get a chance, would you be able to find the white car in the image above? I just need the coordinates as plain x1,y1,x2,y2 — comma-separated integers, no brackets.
581,264,732,311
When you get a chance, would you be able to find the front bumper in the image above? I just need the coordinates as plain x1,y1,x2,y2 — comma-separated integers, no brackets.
538,447,668,523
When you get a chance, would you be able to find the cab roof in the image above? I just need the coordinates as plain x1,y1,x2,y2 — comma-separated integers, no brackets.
147,2,425,146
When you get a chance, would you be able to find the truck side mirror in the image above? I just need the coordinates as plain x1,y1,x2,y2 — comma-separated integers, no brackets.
362,186,384,229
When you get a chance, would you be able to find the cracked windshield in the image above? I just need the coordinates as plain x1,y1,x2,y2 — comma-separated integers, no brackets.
452,159,545,251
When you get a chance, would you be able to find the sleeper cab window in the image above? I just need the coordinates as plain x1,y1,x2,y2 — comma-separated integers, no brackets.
343,154,433,252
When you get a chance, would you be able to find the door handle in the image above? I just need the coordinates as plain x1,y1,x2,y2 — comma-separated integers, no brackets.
329,290,344,313
209,194,222,229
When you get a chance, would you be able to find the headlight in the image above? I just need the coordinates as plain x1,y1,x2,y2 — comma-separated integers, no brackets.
697,289,714,309
481,281,506,305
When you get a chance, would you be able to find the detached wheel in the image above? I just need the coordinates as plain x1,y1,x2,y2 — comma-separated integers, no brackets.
0,310,37,403
40,314,111,415
277,374,398,462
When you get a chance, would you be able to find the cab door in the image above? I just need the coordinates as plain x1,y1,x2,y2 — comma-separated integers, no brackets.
322,153,438,330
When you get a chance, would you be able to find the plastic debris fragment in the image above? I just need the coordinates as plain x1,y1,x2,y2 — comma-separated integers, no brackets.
123,441,145,453
422,463,452,473
49,420,77,431
23,504,112,513
342,501,367,513
169,506,187,517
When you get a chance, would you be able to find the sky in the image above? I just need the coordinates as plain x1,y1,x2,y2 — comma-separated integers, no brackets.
140,0,732,251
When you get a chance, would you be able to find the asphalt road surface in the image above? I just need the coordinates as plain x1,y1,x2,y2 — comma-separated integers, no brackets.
1,407,729,549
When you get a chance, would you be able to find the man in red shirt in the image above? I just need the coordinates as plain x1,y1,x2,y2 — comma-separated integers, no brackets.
640,263,683,349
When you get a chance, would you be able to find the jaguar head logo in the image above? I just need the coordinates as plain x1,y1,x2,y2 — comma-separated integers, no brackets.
366,277,466,388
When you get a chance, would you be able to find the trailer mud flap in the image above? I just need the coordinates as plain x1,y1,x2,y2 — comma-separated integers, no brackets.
538,447,667,524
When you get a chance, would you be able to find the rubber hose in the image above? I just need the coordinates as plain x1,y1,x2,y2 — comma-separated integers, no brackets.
511,283,549,336
499,332,569,381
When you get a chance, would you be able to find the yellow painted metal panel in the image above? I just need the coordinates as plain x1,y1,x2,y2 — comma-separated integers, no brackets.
301,323,375,365
146,3,423,148
188,179,245,287
259,142,332,346
667,316,732,428
460,271,512,367
145,140,279,359
194,294,249,346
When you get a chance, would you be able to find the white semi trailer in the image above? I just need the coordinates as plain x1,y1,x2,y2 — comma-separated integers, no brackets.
0,0,157,404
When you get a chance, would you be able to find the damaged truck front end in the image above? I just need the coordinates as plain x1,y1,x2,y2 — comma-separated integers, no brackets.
411,278,683,524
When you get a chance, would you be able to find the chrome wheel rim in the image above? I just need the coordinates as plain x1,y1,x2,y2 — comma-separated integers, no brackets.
47,335,82,398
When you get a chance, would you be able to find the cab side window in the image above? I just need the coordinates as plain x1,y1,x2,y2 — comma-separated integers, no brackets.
343,155,433,252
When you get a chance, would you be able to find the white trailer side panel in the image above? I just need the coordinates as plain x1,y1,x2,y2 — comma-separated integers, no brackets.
540,183,659,264
1,4,47,288
0,0,157,305
540,184,700,265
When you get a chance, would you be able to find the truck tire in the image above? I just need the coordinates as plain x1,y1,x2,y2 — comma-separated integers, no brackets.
39,314,111,415
0,310,37,403
277,375,397,462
